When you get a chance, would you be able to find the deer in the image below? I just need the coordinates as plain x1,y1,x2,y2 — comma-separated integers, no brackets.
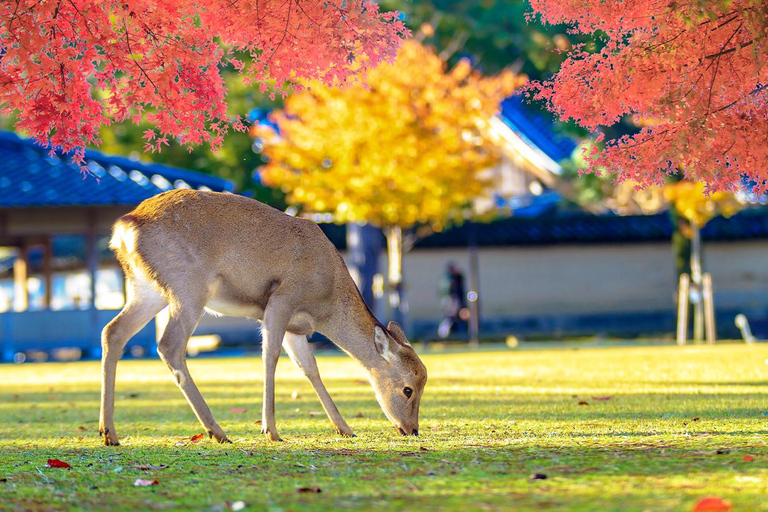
99,189,427,445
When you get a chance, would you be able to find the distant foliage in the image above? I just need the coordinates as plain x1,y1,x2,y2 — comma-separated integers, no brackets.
664,181,744,227
0,0,406,165
256,40,523,230
528,0,768,193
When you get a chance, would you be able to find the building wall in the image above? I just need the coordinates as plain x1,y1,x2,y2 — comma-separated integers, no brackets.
385,240,768,321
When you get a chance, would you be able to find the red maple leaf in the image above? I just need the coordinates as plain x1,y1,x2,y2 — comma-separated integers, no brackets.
46,459,72,469
0,0,408,167
692,497,731,511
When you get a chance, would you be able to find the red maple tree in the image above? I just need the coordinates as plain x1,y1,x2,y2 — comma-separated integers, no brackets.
0,0,405,164
528,1,768,193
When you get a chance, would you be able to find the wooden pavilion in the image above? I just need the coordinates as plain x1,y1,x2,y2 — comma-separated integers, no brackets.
0,131,234,361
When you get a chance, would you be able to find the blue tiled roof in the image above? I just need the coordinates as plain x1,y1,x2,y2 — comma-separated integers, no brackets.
0,131,234,208
415,208,768,248
499,96,577,164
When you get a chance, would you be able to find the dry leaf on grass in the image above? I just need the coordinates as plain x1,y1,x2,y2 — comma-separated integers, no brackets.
46,459,72,469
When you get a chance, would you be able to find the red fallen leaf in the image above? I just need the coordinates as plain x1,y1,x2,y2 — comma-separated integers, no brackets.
419,446,429,451
693,497,731,511
591,395,612,401
133,478,159,487
297,486,322,493
742,455,755,462
230,408,247,413
190,433,205,443
47,459,72,469
578,401,589,406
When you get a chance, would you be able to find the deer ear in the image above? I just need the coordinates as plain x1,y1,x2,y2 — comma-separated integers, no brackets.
374,326,395,363
387,321,410,346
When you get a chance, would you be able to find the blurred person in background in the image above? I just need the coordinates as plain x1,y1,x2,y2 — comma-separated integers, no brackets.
438,262,469,339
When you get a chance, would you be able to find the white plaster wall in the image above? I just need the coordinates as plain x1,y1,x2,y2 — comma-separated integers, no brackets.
353,239,768,320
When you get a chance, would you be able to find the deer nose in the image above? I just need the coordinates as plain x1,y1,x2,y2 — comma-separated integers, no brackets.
412,429,418,436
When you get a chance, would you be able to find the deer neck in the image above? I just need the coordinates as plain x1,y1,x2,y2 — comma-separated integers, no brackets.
320,291,382,370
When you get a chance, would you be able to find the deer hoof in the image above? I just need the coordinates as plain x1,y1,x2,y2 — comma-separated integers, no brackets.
208,430,231,444
338,428,356,438
100,428,120,446
261,427,283,442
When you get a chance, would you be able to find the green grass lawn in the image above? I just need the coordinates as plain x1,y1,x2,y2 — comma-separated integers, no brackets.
1,344,766,511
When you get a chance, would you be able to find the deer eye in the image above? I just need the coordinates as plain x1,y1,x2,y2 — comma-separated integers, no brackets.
403,387,413,398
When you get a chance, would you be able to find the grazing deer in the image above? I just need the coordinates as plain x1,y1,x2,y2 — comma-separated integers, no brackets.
99,189,427,445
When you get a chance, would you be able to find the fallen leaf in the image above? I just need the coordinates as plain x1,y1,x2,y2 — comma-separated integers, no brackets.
230,408,247,413
354,413,365,418
47,459,72,469
133,464,170,471
419,446,429,451
77,426,87,431
578,401,589,406
190,433,205,443
133,478,159,487
297,486,321,493
253,420,262,426
742,455,755,462
127,393,140,399
692,497,731,511
591,395,612,401
308,412,323,417
530,473,548,480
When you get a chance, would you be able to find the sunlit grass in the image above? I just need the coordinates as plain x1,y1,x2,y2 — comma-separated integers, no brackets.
1,344,767,511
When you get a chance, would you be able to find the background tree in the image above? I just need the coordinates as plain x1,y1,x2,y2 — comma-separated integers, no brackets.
528,0,768,192
0,0,406,165
256,40,523,329
379,0,581,79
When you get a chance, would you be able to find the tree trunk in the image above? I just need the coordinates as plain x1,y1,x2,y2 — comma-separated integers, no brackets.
690,223,704,342
346,223,382,310
384,226,411,335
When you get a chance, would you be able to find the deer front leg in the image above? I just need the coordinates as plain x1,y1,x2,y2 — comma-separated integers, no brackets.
283,332,354,437
100,286,167,446
260,308,289,442
158,305,230,443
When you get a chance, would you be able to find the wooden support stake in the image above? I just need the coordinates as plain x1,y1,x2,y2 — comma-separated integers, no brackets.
676,273,690,346
703,273,716,344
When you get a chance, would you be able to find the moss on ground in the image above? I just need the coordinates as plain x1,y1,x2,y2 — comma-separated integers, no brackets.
1,344,766,511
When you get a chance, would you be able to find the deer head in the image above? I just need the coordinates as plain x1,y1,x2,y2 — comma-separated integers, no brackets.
369,321,428,436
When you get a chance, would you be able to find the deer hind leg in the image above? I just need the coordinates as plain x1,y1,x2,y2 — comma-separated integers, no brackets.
157,300,230,443
283,333,354,437
100,280,167,446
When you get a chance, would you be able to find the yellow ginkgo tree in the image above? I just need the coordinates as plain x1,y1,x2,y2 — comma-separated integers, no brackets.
256,40,522,328
663,181,745,344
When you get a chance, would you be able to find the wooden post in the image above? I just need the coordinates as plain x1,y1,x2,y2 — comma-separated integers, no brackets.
703,272,716,344
13,245,28,312
467,223,480,347
86,210,100,358
86,210,98,309
676,273,690,346
43,236,53,309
